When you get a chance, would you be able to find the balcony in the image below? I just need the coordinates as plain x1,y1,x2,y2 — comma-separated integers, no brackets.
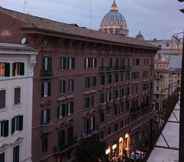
98,66,131,73
40,69,52,77
53,138,78,155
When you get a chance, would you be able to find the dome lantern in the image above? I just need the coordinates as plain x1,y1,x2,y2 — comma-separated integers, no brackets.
111,0,118,11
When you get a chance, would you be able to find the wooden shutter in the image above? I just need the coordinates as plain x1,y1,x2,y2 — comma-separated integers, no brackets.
5,63,10,77
20,63,24,75
48,57,52,73
48,81,51,96
18,116,23,131
0,90,5,109
0,152,5,162
13,145,19,162
11,117,15,134
14,88,21,105
46,110,50,124
71,57,75,69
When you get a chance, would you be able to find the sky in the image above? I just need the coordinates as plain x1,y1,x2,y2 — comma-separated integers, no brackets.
0,0,184,40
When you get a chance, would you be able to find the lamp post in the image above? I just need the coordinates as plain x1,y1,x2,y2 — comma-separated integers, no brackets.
177,2,184,162
179,33,184,162
175,3,184,160
173,31,184,162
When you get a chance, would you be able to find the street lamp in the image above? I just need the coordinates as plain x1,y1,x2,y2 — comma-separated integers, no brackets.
177,33,184,162
176,2,184,161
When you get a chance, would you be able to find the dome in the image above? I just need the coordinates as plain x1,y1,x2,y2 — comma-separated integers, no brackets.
100,1,129,36
136,31,144,40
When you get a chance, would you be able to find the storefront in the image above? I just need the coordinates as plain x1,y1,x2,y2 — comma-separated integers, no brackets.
105,133,131,162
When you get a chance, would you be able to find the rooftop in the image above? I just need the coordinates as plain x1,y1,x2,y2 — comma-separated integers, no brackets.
0,7,158,50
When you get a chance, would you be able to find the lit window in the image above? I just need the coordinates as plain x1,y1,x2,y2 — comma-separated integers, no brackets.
0,63,10,77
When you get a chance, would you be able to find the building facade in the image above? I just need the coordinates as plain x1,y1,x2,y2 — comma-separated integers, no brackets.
0,43,36,162
0,5,158,162
153,54,180,127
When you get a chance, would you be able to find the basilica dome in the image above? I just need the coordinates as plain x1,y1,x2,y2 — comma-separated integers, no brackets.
100,1,129,36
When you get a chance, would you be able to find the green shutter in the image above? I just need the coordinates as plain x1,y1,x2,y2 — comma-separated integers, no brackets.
11,118,15,134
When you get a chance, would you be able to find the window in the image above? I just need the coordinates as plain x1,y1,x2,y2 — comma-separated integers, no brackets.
60,79,74,94
57,102,74,119
100,75,105,85
84,57,97,69
114,89,119,99
0,90,5,109
13,145,19,162
106,90,112,102
85,77,90,88
121,120,124,128
115,73,119,82
11,116,23,134
58,129,66,148
120,88,124,97
84,116,95,135
43,56,52,73
59,80,66,94
108,127,111,134
60,56,75,70
12,62,24,76
107,73,112,84
99,111,104,122
114,124,118,132
68,79,74,92
84,97,90,109
109,58,113,68
41,110,50,125
136,59,140,66
92,77,97,87
41,80,51,97
1,120,9,137
67,127,74,145
0,63,10,77
0,152,5,162
14,87,21,105
41,134,48,152
99,92,105,103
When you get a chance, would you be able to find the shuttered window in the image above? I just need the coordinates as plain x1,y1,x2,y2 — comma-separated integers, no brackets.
13,145,19,162
1,120,9,137
0,90,5,109
41,110,50,125
12,62,24,76
14,87,21,105
43,56,52,72
41,80,51,97
58,129,66,148
0,152,5,162
11,116,23,134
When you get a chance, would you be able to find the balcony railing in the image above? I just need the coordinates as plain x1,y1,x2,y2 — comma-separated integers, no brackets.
98,66,131,72
40,70,52,77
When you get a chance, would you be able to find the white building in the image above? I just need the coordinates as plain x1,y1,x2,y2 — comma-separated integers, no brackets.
0,43,36,162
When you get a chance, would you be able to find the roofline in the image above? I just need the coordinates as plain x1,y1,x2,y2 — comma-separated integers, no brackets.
22,27,159,51
0,43,37,55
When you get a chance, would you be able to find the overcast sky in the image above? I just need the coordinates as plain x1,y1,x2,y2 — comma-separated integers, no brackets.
1,0,184,40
